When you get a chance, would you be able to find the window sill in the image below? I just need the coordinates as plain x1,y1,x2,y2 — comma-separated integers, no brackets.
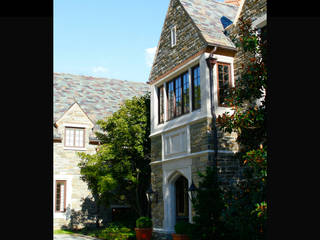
63,147,87,151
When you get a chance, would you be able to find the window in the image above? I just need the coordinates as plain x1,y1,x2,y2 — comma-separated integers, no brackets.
166,71,190,121
192,65,201,110
217,62,232,106
158,85,164,124
167,80,175,120
171,26,176,47
55,180,66,212
65,127,85,148
175,76,182,117
182,72,190,114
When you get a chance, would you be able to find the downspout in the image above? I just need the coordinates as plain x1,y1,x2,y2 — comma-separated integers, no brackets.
206,46,218,169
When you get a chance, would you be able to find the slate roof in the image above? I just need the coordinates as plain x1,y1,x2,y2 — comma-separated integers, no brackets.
180,0,239,49
54,73,150,125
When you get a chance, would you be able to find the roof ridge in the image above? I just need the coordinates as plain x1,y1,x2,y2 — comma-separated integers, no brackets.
54,72,148,85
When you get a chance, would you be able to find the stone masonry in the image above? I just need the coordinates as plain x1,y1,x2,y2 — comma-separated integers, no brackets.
149,0,207,83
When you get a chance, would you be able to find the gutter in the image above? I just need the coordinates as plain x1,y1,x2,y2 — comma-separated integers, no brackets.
205,46,219,168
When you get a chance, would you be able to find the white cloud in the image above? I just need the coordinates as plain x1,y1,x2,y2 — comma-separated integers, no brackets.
145,47,157,67
92,66,108,74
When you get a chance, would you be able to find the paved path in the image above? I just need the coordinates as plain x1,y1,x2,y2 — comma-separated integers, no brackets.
54,234,101,240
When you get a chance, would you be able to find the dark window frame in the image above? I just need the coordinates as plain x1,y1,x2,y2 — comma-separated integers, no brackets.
166,70,190,121
191,65,201,111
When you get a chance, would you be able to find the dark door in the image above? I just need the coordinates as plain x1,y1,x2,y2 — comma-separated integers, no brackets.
175,176,189,222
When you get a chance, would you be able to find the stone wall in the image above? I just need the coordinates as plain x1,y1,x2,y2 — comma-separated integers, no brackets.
149,0,207,83
189,118,239,153
226,0,267,85
150,164,164,229
151,135,162,163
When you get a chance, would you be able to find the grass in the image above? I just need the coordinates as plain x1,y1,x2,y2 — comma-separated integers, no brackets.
54,225,136,240
54,229,76,235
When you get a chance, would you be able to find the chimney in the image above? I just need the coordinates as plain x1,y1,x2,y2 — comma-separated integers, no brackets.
224,0,242,6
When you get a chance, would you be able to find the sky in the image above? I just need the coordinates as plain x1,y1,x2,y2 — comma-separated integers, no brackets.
54,0,225,83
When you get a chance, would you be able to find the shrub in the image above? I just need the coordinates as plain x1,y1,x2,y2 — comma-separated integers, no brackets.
135,217,152,228
174,221,192,234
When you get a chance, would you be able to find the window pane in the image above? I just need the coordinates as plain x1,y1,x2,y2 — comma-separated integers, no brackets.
192,65,201,110
175,77,182,116
56,181,66,212
182,72,189,113
167,81,174,120
65,128,74,146
217,63,231,106
159,86,164,124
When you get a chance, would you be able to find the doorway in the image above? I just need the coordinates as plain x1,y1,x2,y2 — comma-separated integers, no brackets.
175,175,189,223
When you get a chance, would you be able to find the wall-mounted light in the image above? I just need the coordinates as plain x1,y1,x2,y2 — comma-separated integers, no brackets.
188,179,197,202
146,185,158,204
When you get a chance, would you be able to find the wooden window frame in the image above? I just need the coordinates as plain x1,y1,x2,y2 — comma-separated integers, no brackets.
158,85,164,124
64,127,85,148
191,65,201,111
217,62,232,107
55,180,66,213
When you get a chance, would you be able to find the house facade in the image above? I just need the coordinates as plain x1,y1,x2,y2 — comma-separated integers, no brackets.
53,73,149,230
148,0,266,238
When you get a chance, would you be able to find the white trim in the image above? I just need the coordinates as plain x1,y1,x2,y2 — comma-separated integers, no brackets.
231,0,246,27
53,175,73,219
171,25,177,47
61,123,89,128
150,149,236,166
63,147,87,151
252,13,267,29
154,54,202,88
162,158,192,232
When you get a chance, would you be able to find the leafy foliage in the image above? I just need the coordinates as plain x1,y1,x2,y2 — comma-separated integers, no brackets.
135,217,152,228
78,94,151,224
188,166,227,240
217,17,267,240
189,17,267,240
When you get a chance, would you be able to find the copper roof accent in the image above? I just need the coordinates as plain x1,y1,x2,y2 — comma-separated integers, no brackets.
224,0,241,6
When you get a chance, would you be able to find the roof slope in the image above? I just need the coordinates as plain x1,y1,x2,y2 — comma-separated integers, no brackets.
54,73,150,124
180,0,239,48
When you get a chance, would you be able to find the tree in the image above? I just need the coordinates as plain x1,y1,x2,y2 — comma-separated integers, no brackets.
216,17,267,239
78,93,151,226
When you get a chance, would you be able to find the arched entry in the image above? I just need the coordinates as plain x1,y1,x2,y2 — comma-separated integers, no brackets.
175,175,189,223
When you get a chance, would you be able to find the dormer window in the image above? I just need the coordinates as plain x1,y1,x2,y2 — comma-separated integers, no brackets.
65,127,85,148
171,26,176,47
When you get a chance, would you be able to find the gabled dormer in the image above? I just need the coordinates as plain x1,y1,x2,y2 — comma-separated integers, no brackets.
54,101,94,150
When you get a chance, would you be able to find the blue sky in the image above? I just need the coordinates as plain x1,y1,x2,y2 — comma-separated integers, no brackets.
54,0,225,83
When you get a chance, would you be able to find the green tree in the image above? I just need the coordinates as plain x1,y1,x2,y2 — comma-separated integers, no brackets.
217,16,267,239
78,93,151,225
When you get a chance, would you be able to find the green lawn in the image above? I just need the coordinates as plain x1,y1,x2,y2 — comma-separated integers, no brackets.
54,226,136,240
54,229,75,235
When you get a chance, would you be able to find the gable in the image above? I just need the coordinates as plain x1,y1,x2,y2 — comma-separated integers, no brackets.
55,102,94,129
148,0,207,84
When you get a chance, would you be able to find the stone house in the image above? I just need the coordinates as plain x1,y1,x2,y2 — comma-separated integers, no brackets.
148,0,266,238
53,73,149,229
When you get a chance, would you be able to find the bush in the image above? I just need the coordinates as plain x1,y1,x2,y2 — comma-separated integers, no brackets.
135,217,152,228
174,221,192,234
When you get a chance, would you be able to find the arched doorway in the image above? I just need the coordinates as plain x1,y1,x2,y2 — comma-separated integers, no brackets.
175,175,189,223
